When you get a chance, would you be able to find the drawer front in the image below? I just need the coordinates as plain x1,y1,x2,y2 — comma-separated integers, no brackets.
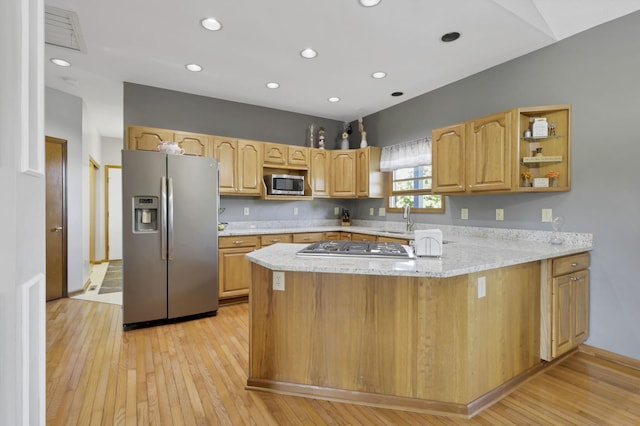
350,233,377,242
219,235,260,249
293,232,324,243
260,233,293,246
324,231,340,240
553,252,590,276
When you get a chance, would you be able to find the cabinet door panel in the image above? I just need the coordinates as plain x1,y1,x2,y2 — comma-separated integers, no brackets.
466,111,512,192
432,123,466,193
287,146,309,167
219,247,253,298
573,271,589,343
330,151,356,197
263,143,287,166
213,138,238,193
310,149,330,197
128,126,173,151
238,140,262,194
553,275,572,357
174,131,210,157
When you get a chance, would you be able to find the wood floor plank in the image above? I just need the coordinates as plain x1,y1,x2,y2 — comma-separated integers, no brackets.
46,299,640,425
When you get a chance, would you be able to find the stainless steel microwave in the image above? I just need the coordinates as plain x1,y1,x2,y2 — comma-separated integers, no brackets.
264,174,305,195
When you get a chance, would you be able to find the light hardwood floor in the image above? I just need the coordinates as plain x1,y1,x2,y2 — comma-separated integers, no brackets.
47,298,640,425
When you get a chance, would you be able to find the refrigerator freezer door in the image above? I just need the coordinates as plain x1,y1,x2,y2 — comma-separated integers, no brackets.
122,150,169,325
166,154,219,319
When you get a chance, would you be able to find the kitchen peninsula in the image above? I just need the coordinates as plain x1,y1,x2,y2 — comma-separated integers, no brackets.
244,226,592,417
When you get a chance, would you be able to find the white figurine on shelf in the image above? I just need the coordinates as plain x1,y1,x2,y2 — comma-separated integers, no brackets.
318,127,325,149
358,118,368,148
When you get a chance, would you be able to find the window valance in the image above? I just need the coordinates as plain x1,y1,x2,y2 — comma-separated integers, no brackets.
380,137,432,171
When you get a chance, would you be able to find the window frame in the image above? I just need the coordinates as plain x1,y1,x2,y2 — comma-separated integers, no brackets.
385,165,445,214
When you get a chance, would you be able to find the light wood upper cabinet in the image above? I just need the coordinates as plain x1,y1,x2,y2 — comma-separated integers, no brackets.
329,150,357,198
237,140,263,195
356,147,384,198
465,110,513,192
432,123,466,193
127,126,174,151
263,142,309,169
174,131,212,157
310,148,330,197
432,105,570,195
213,137,262,195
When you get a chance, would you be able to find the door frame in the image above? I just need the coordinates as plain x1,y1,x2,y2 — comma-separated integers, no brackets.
89,156,100,264
45,136,68,298
105,165,122,261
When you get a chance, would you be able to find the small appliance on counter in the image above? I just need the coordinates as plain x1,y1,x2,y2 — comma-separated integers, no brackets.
414,229,443,257
341,209,351,226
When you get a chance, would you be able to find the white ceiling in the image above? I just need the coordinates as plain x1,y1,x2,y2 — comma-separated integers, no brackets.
44,0,640,139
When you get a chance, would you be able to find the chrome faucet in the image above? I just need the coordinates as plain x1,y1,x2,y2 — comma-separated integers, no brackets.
403,204,414,232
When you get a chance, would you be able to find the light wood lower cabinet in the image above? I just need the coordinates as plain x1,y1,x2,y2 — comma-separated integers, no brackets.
218,236,260,299
260,233,293,246
349,232,377,242
541,252,590,360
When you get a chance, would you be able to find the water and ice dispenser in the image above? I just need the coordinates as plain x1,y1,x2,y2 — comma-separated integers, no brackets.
133,196,158,232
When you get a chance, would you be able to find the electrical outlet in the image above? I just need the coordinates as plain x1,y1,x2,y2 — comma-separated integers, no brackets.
334,207,340,215
461,208,469,220
496,209,504,221
369,208,374,216
378,207,386,217
273,271,285,291
542,209,553,223
478,276,486,298
293,207,298,216
243,207,250,216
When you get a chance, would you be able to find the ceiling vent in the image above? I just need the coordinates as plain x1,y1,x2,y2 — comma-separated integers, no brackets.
45,6,86,53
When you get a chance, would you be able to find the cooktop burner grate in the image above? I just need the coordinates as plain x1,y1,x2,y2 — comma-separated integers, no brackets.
296,240,414,258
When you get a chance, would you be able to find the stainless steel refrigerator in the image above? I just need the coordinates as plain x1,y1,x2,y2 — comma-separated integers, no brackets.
122,150,219,328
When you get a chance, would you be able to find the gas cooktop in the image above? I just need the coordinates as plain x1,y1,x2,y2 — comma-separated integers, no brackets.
296,240,415,259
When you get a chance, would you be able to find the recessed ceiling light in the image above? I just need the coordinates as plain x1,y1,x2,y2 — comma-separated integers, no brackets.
441,32,461,42
185,63,203,72
300,48,318,59
391,92,403,97
328,97,340,103
371,71,387,79
50,58,71,67
359,0,381,7
201,17,222,31
266,82,280,89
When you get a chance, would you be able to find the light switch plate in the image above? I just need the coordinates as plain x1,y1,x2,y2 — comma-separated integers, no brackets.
369,208,374,216
378,207,386,217
496,209,504,221
243,207,250,216
273,271,285,291
461,208,469,220
542,209,553,223
334,207,340,215
293,207,298,216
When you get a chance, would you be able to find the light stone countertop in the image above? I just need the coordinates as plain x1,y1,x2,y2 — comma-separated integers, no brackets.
241,221,593,278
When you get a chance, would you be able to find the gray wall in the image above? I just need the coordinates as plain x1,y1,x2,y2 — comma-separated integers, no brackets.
45,88,87,293
363,12,640,360
123,11,640,360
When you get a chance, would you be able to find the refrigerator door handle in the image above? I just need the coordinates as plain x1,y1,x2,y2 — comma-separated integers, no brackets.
161,176,168,260
168,177,174,260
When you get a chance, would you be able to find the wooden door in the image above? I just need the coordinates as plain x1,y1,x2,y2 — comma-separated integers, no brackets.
237,140,263,195
466,111,512,192
127,126,173,151
330,150,356,197
213,137,238,193
45,137,67,301
174,131,211,156
553,274,572,357
310,149,330,197
219,247,254,298
432,123,466,193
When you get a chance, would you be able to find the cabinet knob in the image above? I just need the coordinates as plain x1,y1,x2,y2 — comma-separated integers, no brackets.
571,262,579,267
233,240,244,245
271,239,280,242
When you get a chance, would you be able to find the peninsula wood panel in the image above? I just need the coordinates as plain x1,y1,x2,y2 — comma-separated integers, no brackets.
248,262,541,406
